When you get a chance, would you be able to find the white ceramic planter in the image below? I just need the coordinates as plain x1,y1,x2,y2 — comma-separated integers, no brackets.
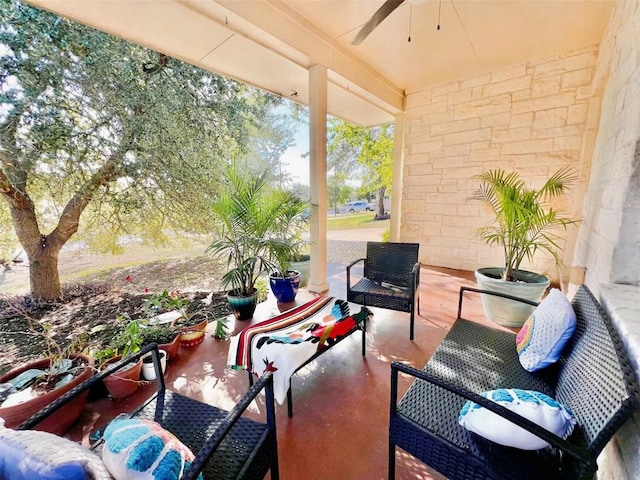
289,255,310,287
475,267,550,327
141,350,167,381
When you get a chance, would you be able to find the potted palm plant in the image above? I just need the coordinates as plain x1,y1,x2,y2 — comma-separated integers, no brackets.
207,167,280,320
470,167,578,327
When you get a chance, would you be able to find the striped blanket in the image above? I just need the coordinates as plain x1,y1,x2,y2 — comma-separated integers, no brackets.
227,296,371,404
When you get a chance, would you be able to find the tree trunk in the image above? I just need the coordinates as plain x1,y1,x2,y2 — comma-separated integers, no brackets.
26,244,62,301
376,186,386,216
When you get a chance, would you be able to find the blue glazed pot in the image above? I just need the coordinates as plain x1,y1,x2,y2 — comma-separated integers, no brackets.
227,288,258,320
269,270,301,303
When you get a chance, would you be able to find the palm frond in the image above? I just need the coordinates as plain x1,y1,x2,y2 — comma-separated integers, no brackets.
470,167,579,279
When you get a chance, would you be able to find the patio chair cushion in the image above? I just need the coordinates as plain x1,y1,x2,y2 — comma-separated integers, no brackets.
101,417,202,480
458,388,576,450
516,289,577,372
0,422,111,480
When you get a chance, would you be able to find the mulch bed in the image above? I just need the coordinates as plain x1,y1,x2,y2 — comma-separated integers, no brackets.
0,253,233,376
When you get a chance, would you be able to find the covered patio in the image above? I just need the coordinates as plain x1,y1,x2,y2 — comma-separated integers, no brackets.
25,0,640,477
68,264,485,479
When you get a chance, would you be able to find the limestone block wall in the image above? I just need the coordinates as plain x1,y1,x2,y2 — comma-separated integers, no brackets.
572,1,640,478
574,0,640,293
403,47,598,280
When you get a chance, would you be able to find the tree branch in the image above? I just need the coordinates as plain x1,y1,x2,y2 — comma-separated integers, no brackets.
50,151,126,247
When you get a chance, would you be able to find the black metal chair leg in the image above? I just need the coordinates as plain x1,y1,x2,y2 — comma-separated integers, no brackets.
287,381,293,418
361,316,367,357
388,442,396,480
410,309,415,341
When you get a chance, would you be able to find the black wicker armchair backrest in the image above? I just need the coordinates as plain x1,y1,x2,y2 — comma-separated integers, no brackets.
555,285,639,457
363,242,419,287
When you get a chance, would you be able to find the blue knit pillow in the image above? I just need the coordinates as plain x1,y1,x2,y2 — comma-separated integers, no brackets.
458,388,576,450
101,418,203,480
516,289,576,372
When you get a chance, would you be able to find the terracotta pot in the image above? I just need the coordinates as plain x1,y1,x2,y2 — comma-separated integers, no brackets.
179,319,207,348
0,353,94,434
158,334,181,360
100,355,142,399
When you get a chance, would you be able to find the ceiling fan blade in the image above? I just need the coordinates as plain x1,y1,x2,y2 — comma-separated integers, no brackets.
351,0,406,46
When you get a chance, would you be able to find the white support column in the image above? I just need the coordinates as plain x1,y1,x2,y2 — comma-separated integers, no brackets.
308,64,329,293
390,112,406,242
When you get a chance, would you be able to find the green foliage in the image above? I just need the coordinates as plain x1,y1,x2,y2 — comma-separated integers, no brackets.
212,317,230,340
326,213,388,230
237,104,301,186
0,1,292,299
139,325,177,346
327,176,353,214
327,120,394,216
470,167,579,281
254,276,269,303
207,166,309,294
93,319,143,364
142,289,189,318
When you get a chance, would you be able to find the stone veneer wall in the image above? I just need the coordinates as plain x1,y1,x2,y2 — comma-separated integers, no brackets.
403,47,599,281
573,1,640,479
403,2,640,476
574,0,640,293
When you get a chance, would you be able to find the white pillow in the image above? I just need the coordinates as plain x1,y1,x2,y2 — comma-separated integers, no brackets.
516,289,577,372
458,388,576,450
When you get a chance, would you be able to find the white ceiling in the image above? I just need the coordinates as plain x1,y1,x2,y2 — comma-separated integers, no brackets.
27,0,613,127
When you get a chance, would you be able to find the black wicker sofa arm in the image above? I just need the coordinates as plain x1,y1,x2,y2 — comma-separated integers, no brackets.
457,286,539,319
390,361,595,474
346,257,365,289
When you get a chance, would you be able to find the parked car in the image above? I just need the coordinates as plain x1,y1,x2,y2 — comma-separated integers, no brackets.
345,201,374,213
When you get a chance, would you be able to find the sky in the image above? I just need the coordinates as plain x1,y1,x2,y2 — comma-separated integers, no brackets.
280,124,310,185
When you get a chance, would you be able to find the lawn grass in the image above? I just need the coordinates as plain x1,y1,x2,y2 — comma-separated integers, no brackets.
326,213,389,230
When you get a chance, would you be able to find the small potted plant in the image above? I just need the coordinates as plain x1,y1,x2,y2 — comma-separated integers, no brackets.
140,290,205,349
469,167,578,326
94,321,144,399
139,324,180,361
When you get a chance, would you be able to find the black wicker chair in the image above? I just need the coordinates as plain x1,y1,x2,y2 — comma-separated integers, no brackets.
20,344,279,480
346,241,420,340
388,285,640,480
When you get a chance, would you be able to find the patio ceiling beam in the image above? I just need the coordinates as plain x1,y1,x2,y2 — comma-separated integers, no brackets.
25,0,402,127
216,0,405,117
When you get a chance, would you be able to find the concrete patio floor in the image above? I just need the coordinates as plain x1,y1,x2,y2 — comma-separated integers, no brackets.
68,263,495,479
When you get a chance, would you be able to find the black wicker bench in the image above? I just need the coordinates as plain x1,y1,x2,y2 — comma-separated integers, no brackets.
20,344,279,480
389,284,639,480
